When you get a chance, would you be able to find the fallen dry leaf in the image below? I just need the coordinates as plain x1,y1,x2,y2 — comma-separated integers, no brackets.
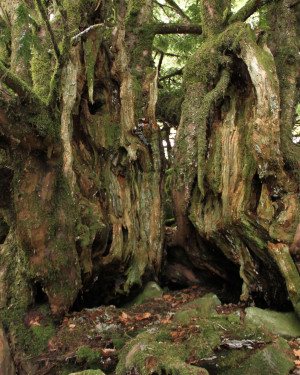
135,312,151,321
29,319,41,326
161,315,173,324
69,324,76,329
101,348,116,358
294,349,300,357
120,311,132,324
163,295,175,303
294,360,300,368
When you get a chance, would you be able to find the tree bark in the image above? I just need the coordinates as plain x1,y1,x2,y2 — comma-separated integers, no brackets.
171,0,300,313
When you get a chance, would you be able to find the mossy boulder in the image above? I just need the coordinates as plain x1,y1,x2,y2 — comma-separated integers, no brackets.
245,307,300,338
174,293,221,322
220,337,294,375
126,282,163,307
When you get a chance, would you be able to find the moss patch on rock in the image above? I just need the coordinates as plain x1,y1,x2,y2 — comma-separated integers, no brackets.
245,307,300,338
116,293,279,375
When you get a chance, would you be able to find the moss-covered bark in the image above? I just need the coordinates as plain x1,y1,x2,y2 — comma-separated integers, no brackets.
171,0,300,314
0,0,164,369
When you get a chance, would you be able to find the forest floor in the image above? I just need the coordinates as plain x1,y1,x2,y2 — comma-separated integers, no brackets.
23,285,300,375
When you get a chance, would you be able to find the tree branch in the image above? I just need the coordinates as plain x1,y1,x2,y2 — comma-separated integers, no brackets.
153,47,180,57
55,0,69,47
0,61,45,107
154,0,175,19
36,0,61,60
0,64,56,141
165,0,191,23
44,0,70,108
72,23,105,45
158,52,164,75
159,68,183,81
153,23,202,35
228,0,273,24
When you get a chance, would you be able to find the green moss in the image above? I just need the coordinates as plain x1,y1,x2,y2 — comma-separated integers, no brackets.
0,60,46,107
125,0,149,27
222,338,294,375
84,112,120,150
200,0,230,37
66,371,106,375
110,332,127,350
30,323,56,350
13,165,81,310
126,282,163,307
27,109,59,138
30,48,52,101
116,299,274,375
76,345,102,365
0,304,56,356
131,25,155,70
174,23,246,196
63,0,99,32
0,234,33,309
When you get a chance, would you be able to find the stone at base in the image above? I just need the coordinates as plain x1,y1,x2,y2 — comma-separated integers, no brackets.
221,338,294,375
245,307,300,338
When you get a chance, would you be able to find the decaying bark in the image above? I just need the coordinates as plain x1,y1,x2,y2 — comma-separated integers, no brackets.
171,0,300,313
0,0,164,318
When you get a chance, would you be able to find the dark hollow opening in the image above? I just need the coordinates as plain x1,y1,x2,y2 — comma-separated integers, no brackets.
33,282,49,304
0,217,9,244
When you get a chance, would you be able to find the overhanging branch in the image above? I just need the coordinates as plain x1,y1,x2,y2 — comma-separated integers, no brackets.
153,23,202,35
229,0,273,24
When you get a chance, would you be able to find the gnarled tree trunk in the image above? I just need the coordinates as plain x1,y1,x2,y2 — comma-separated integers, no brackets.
171,0,300,313
0,0,299,372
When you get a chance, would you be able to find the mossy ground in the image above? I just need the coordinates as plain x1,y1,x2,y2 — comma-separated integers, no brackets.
9,286,298,375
